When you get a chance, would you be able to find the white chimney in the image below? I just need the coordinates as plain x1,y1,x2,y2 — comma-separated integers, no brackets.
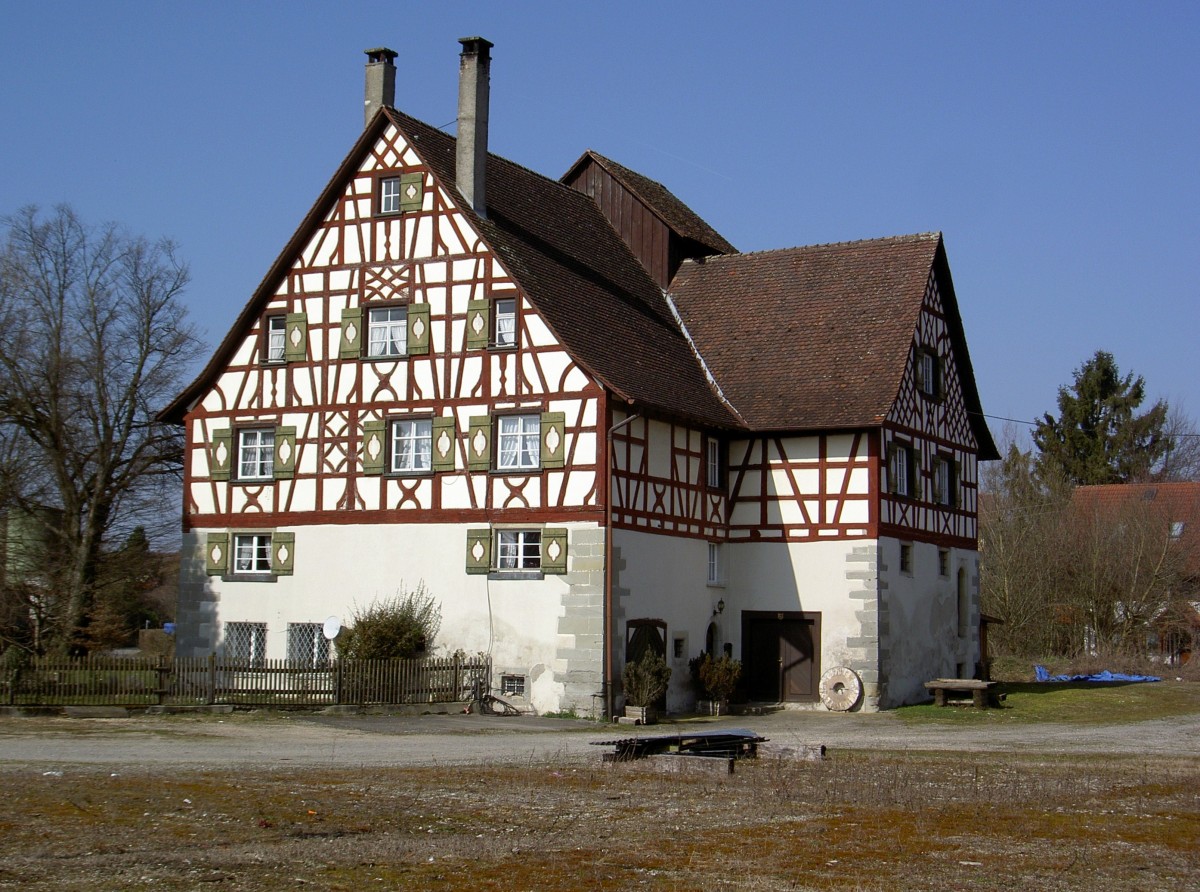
364,47,397,128
456,37,493,218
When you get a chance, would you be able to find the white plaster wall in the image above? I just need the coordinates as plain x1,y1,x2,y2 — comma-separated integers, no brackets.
877,536,980,706
728,538,868,679
182,521,602,715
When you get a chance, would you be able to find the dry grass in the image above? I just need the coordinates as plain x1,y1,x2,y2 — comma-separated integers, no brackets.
1,748,1195,890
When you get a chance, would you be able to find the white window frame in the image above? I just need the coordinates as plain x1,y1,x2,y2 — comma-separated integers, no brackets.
390,418,433,473
707,542,724,586
493,297,517,348
934,457,953,506
266,315,287,363
287,623,331,668
233,533,272,574
918,349,940,398
496,414,540,471
225,621,267,667
238,429,275,481
891,443,912,498
379,176,401,214
706,438,722,489
367,306,407,358
496,529,541,570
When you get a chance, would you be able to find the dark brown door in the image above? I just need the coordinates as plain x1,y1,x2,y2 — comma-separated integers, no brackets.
742,613,820,702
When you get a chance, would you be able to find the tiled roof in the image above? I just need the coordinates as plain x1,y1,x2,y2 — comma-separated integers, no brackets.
669,235,944,431
1072,483,1200,575
388,111,739,428
564,151,738,256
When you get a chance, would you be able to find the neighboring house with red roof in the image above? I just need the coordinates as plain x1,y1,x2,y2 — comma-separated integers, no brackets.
1070,483,1200,663
161,39,998,712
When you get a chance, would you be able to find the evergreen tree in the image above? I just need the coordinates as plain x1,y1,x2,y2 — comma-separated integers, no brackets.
1033,351,1168,484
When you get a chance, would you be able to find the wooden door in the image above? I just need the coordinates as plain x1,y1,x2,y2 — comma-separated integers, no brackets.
742,613,820,702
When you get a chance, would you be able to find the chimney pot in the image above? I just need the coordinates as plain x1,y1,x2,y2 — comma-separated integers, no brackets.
456,37,493,218
364,47,397,128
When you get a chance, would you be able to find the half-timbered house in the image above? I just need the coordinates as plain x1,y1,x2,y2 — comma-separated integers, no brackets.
163,39,998,712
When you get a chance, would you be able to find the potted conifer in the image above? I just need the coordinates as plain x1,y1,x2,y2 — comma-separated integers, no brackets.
693,652,742,716
621,650,671,724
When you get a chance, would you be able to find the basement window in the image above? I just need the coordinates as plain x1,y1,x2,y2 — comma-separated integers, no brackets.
500,674,526,698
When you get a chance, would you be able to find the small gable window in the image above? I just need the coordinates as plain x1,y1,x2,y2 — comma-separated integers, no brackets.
494,298,517,348
916,348,942,399
379,177,401,214
368,306,407,357
266,316,287,363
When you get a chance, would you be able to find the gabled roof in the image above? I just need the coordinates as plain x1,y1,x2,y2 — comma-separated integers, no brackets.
562,150,738,257
162,109,738,429
668,233,997,457
1072,482,1200,575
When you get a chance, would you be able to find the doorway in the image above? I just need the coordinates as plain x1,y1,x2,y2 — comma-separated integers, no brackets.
742,612,821,702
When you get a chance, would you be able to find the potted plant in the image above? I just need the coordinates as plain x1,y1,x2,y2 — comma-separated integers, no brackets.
621,650,671,723
693,652,742,716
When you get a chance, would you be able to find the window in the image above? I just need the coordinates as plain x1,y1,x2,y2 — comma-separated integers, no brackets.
493,298,516,348
706,438,723,489
938,548,950,578
497,414,540,471
288,623,331,668
390,418,432,473
1170,521,1186,540
238,429,275,481
500,674,526,697
266,315,286,363
225,622,267,667
379,176,401,214
889,442,914,498
496,529,541,570
917,348,941,398
934,457,956,506
234,534,273,574
367,306,407,357
707,543,723,586
900,543,913,574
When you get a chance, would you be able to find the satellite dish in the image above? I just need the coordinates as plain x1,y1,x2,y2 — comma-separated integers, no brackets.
322,616,342,640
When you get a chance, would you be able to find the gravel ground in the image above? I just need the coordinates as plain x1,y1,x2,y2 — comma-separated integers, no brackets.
2,706,1197,770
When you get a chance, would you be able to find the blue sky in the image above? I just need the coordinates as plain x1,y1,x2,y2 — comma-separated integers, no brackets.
2,2,1196,447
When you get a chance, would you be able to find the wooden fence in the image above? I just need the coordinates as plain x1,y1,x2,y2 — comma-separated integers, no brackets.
1,653,490,708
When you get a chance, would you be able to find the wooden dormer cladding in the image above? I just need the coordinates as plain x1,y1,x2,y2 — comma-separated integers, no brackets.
561,151,737,289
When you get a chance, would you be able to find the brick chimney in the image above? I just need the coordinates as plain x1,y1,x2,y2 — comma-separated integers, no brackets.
364,47,397,128
456,37,493,218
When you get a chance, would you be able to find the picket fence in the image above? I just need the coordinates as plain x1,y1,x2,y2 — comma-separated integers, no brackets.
0,653,490,708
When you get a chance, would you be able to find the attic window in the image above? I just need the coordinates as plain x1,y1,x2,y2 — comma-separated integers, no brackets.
916,348,941,399
379,177,401,214
377,173,424,215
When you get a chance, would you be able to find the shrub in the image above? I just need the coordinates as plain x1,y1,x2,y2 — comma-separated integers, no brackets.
697,652,742,700
337,583,442,660
621,649,671,707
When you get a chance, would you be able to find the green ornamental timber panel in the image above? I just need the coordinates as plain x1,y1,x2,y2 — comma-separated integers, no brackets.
399,172,424,212
540,412,566,468
205,532,229,576
467,416,492,471
407,303,430,355
271,532,295,576
465,299,490,350
465,529,492,574
541,527,568,574
431,416,457,472
361,420,387,475
273,426,297,479
284,313,307,362
210,430,233,482
340,307,363,358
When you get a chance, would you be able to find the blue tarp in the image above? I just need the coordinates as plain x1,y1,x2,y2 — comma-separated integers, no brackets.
1034,665,1160,683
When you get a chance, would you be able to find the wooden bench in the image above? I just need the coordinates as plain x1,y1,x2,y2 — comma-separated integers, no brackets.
924,678,997,708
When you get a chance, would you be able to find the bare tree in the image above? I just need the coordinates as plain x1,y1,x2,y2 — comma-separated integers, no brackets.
0,205,202,651
1157,407,1200,482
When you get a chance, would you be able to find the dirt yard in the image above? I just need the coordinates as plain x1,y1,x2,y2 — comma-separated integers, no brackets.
1,705,1197,891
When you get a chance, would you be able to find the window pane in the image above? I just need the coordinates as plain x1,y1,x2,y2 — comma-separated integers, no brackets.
239,429,275,480
494,299,516,347
267,316,286,362
380,177,400,213
368,307,406,357
497,415,539,470
234,534,271,573
391,418,432,472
